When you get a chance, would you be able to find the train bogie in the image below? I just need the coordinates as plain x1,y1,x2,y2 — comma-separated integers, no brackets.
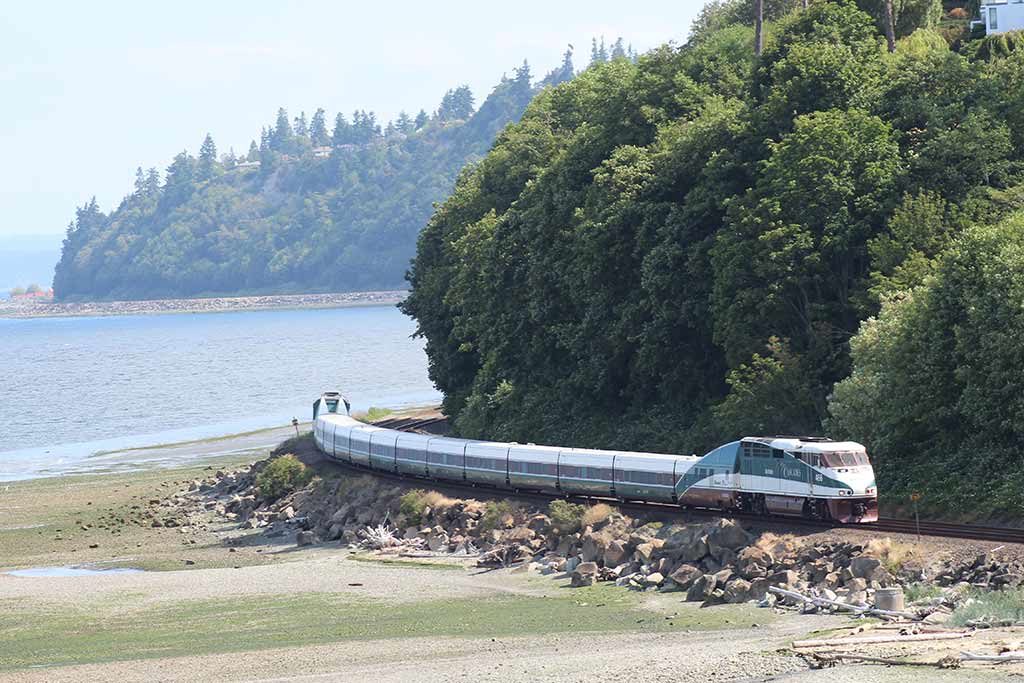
395,432,431,477
426,437,467,482
556,449,614,497
507,445,560,493
464,442,509,487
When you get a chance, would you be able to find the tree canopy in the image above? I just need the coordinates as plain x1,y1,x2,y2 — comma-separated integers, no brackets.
401,0,1024,517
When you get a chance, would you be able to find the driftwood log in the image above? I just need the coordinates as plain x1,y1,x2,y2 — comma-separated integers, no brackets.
769,586,919,620
793,631,974,649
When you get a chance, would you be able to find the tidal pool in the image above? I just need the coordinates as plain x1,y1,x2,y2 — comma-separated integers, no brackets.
6,566,144,577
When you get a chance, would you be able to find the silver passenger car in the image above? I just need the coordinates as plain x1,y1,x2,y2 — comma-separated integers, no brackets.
556,448,616,497
395,432,431,477
348,425,384,467
613,453,684,503
369,430,399,472
507,445,560,493
464,441,510,487
426,437,467,482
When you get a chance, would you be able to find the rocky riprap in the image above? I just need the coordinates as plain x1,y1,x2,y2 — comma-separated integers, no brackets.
173,455,1024,613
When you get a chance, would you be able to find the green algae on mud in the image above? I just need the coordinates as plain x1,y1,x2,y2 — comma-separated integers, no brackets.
0,585,768,671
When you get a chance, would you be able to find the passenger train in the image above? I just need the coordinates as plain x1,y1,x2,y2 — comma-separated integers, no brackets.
313,392,878,523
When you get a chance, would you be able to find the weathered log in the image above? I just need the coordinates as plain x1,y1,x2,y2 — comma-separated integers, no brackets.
793,631,973,649
960,651,1024,663
769,585,919,620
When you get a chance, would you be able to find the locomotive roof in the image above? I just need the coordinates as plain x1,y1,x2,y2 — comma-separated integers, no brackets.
742,436,866,452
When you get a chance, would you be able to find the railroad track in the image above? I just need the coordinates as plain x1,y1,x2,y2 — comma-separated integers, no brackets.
330,418,1024,545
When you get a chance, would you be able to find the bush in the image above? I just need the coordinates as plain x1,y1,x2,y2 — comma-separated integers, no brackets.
951,589,1024,626
581,503,615,528
255,453,312,500
548,500,585,534
478,500,517,535
399,489,456,526
864,538,917,574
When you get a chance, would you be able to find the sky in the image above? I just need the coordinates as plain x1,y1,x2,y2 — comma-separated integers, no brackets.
0,1,703,240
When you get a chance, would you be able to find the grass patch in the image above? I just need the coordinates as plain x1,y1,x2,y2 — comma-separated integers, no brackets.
361,406,394,422
347,554,463,570
904,583,944,603
0,584,759,671
951,589,1024,627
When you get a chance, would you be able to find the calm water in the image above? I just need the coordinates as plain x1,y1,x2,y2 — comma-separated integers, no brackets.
0,305,439,480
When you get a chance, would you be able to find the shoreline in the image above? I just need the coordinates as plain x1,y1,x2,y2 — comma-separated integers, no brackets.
0,290,407,320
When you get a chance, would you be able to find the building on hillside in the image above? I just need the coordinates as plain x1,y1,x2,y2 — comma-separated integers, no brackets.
976,1,1024,34
312,146,333,158
236,160,261,170
11,288,53,300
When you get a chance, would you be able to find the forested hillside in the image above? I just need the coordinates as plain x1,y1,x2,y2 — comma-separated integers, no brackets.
52,56,579,300
403,0,1024,518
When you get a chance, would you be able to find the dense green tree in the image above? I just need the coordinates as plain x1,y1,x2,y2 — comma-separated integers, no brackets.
830,217,1024,517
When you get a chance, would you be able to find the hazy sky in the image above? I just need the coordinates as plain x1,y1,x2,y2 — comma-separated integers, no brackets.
0,1,703,239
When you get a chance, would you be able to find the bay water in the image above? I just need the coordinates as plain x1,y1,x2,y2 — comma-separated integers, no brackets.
0,305,439,480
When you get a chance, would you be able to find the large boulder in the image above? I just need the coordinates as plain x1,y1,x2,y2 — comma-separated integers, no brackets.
723,578,753,603
296,530,316,546
767,569,799,588
736,546,773,579
686,574,717,602
706,519,751,551
635,539,665,564
644,572,665,587
669,563,703,590
850,556,882,579
571,561,599,587
603,540,627,567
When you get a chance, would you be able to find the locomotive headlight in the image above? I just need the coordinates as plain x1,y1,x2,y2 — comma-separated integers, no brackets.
838,489,853,496
866,487,876,495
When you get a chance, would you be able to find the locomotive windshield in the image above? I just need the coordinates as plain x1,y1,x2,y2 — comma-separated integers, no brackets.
821,451,869,467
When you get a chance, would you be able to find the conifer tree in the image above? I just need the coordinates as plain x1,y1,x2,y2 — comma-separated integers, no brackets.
611,37,626,59
331,113,351,146
272,108,293,152
198,133,218,179
396,111,413,133
294,111,309,137
414,109,429,128
310,108,329,146
247,140,259,161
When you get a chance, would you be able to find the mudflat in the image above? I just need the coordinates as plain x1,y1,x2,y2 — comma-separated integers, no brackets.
0,436,1017,683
